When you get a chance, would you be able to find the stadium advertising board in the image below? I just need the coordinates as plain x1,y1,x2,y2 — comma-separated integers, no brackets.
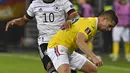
0,0,26,20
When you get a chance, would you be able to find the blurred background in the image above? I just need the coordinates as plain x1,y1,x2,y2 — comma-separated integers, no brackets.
0,0,130,73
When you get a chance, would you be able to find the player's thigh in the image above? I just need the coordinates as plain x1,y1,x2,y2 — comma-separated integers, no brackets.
122,28,130,42
112,26,123,41
70,52,97,73
38,43,53,70
47,45,71,72
69,52,87,70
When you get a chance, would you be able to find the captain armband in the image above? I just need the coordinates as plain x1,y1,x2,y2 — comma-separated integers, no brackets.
72,17,79,24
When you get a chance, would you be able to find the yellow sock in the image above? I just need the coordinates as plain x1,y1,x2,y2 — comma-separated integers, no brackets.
124,42,130,56
88,41,93,51
129,43,130,55
112,42,119,56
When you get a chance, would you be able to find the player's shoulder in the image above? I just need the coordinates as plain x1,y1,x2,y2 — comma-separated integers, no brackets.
85,17,97,23
81,17,97,29
87,17,98,30
29,0,42,8
78,17,97,22
56,0,70,5
77,17,96,23
87,17,97,20
78,17,96,20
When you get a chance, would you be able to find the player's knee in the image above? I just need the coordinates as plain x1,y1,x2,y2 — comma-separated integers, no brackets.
41,55,52,70
46,62,52,70
64,67,70,73
83,65,97,73
57,64,70,73
88,66,97,73
46,62,58,73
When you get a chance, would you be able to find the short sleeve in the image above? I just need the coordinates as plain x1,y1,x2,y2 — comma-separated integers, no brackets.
62,0,74,13
79,26,92,39
26,3,35,17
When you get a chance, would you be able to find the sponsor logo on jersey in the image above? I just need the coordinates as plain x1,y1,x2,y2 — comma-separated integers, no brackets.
85,27,91,34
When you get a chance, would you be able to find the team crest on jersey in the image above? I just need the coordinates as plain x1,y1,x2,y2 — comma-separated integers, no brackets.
53,5,60,11
85,27,91,34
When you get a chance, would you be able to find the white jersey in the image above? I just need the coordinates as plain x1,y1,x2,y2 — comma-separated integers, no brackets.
26,0,74,44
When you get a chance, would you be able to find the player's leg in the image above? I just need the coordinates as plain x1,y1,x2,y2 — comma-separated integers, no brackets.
122,27,130,62
124,42,130,62
111,26,122,61
39,43,77,73
39,43,57,73
70,52,97,73
80,60,97,73
57,64,71,73
47,45,71,73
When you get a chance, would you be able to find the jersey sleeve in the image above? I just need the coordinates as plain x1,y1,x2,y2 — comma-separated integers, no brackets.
78,18,97,41
79,24,96,42
78,18,94,39
79,26,90,39
26,3,35,18
62,0,75,13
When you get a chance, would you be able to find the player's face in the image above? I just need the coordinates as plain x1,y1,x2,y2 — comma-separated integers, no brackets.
99,17,115,31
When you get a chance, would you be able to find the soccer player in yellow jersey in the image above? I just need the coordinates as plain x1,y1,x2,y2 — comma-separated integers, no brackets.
47,10,118,73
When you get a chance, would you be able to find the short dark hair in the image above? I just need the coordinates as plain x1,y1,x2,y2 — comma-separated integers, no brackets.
100,10,118,25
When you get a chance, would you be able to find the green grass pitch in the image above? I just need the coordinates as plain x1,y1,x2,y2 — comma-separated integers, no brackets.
0,53,130,73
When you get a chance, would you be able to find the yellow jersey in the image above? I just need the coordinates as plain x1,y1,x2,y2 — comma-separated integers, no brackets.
48,17,98,52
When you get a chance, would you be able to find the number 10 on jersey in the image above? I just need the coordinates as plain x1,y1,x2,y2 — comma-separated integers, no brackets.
43,13,54,22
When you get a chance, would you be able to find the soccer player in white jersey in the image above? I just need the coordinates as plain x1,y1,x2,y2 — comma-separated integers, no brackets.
5,0,79,73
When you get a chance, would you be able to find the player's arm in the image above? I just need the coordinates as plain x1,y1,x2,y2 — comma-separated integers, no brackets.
5,14,33,31
5,2,34,31
60,0,80,30
76,32,103,67
68,9,80,20
61,10,79,30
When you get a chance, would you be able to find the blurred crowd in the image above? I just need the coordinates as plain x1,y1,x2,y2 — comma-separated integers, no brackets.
0,0,130,62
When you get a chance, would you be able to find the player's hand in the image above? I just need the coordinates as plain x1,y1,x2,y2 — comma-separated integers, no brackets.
5,18,24,31
91,56,103,67
60,20,72,30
